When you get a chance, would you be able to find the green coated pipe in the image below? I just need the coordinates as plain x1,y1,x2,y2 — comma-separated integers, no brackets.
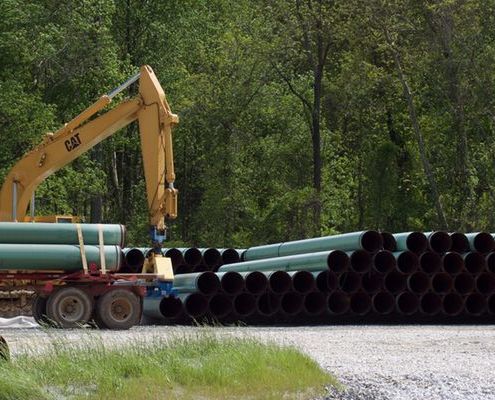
143,296,183,320
172,272,220,295
393,232,428,253
0,244,121,271
0,222,125,246
218,250,349,273
243,231,382,261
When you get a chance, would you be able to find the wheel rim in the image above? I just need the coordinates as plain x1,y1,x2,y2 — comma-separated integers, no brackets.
110,298,132,322
57,295,86,323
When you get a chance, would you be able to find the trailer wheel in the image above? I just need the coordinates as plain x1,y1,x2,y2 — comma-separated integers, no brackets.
32,295,49,326
46,287,93,328
94,289,141,330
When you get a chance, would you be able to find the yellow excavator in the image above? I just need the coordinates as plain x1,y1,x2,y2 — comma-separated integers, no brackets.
0,65,178,329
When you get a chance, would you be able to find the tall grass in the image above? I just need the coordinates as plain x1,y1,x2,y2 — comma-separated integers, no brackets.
0,333,336,400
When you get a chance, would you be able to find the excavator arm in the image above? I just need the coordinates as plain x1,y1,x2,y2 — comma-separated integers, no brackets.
0,65,178,250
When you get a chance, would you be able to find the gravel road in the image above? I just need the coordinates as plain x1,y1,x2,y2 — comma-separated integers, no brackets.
0,323,494,399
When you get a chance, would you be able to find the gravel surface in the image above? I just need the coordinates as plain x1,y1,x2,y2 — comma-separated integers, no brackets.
0,323,494,399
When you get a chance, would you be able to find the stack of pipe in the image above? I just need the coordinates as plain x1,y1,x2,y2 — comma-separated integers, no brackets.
0,223,124,272
143,230,495,323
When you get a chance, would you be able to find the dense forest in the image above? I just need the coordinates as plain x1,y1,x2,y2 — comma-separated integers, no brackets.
1,0,495,247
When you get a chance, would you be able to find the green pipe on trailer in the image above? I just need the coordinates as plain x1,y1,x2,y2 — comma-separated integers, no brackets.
218,250,349,273
0,244,121,271
0,222,125,246
243,231,382,261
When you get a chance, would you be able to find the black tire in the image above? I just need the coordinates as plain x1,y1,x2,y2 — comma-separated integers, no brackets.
46,287,93,328
94,289,141,330
32,295,49,325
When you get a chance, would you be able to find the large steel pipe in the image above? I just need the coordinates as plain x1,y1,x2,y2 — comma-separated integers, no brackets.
233,293,256,317
442,252,464,275
289,270,316,294
373,250,396,274
424,231,452,253
216,271,244,295
218,250,349,273
303,292,327,316
348,250,373,273
381,232,397,251
407,272,430,294
350,292,372,315
394,251,419,274
122,248,145,273
466,232,494,253
327,291,350,315
361,272,384,293
243,230,382,261
393,232,428,254
419,251,442,274
264,271,292,294
200,248,222,268
280,292,304,316
164,248,185,267
339,271,361,293
463,252,486,274
384,271,407,294
256,292,281,316
476,273,495,294
0,244,121,271
465,293,487,316
396,292,419,315
454,273,475,294
209,293,233,319
173,272,220,295
180,293,209,318
240,271,268,295
487,252,495,273
450,232,469,253
431,273,453,294
314,271,338,292
372,292,395,315
0,222,125,246
219,248,241,265
442,293,464,316
143,296,183,320
177,247,202,267
419,293,442,315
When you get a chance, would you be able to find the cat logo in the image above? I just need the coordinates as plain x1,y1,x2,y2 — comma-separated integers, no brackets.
65,133,82,152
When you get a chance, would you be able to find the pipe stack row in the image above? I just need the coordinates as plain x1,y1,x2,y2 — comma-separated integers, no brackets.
143,230,495,323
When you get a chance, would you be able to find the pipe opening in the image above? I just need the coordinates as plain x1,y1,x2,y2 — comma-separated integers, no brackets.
454,273,475,294
442,293,464,316
420,252,442,274
464,252,486,274
159,296,183,319
360,230,383,252
315,271,329,292
339,271,361,293
381,232,397,252
384,271,406,294
268,271,292,294
372,292,395,315
407,272,430,294
183,293,208,318
396,251,419,274
471,232,494,253
233,293,256,317
350,292,371,315
349,250,372,273
291,271,315,294
196,272,221,295
428,231,452,253
165,248,184,267
124,248,145,270
432,273,453,294
396,292,419,315
442,252,464,275
202,248,221,267
465,293,486,316
406,232,428,254
361,273,383,293
420,293,442,315
328,291,350,315
257,292,281,316
373,250,396,274
487,252,495,273
450,232,469,253
476,273,495,294
209,294,232,318
183,248,202,266
280,292,304,316
221,248,240,265
220,271,244,295
327,250,349,273
244,271,268,294
304,292,326,315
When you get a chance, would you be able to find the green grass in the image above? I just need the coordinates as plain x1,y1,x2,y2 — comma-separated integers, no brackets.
0,333,336,400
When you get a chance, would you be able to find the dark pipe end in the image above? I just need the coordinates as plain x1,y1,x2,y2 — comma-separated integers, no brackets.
406,232,428,254
244,271,268,295
373,250,396,274
384,271,407,294
327,250,350,273
183,248,202,266
124,248,145,270
291,271,316,294
209,293,233,318
450,232,469,253
315,271,329,292
407,272,430,294
328,291,350,315
361,230,383,252
233,293,256,317
174,264,193,274
361,273,383,293
165,248,185,267
420,252,442,274
396,292,419,315
487,252,495,273
476,273,495,294
197,271,221,295
472,232,495,253
372,292,395,314
350,292,371,315
442,252,464,275
203,248,221,267
428,231,452,253
442,293,464,316
220,271,244,295
184,293,208,318
159,296,183,319
465,293,487,316
339,271,361,293
420,293,442,315
221,248,240,265
381,232,397,252
269,271,292,294
280,292,304,316
454,273,475,294
431,273,453,294
304,292,327,315
396,251,419,274
464,252,486,274
350,250,373,273
257,292,281,316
